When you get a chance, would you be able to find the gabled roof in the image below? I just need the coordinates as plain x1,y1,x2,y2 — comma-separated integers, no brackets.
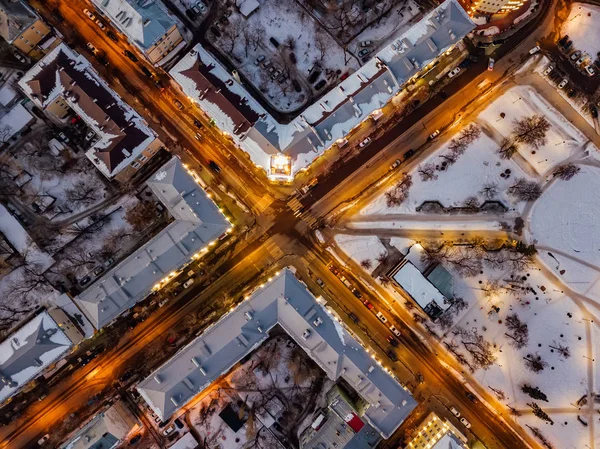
137,269,417,438
0,311,72,403
75,158,230,329
170,0,474,177
18,43,159,178
0,0,39,43
90,0,177,50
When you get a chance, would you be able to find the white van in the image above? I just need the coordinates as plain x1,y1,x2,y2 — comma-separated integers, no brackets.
183,279,194,288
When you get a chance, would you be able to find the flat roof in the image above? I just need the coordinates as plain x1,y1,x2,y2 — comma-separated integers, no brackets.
75,157,230,329
137,269,416,438
392,262,450,314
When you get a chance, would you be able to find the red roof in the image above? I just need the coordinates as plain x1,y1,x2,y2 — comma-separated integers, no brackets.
345,413,365,433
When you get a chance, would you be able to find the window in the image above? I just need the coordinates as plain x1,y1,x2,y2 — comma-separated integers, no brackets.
137,154,148,162
130,161,141,169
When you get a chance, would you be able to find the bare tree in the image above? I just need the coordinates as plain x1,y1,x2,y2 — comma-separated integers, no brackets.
0,124,14,144
314,31,327,62
462,196,479,209
504,313,529,349
508,178,542,201
480,182,498,199
376,252,388,263
284,35,296,51
418,162,438,182
219,18,244,55
385,174,412,207
422,244,482,277
553,163,580,180
439,151,458,165
65,180,100,207
513,115,551,148
548,341,571,359
527,402,554,424
457,327,497,370
360,259,372,270
124,201,157,232
526,425,555,449
460,123,482,145
523,352,548,373
497,137,519,159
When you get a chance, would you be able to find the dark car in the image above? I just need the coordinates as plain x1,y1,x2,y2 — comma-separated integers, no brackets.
79,276,91,286
351,288,362,299
193,119,203,128
129,434,142,445
289,52,297,64
123,50,138,62
185,8,197,19
591,105,598,118
459,59,471,69
154,79,165,91
466,392,477,402
107,31,119,43
269,37,280,47
140,66,153,78
208,160,220,173
174,418,184,429
349,313,359,323
120,370,134,382
387,335,398,347
404,148,416,159
96,54,109,66
387,350,398,362
308,70,321,83
314,79,327,90
292,79,301,92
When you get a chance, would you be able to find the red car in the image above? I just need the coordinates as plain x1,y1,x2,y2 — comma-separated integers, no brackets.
363,300,374,310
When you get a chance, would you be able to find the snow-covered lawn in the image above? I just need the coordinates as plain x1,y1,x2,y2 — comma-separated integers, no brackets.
561,3,600,61
333,234,387,274
211,0,359,112
478,85,586,175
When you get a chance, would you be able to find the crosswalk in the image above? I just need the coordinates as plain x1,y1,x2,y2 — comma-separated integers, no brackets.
287,198,318,229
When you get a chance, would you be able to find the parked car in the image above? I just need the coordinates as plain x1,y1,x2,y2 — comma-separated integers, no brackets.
450,406,460,417
271,70,281,79
376,312,388,323
585,66,596,76
558,35,569,46
193,119,203,128
129,434,142,445
363,300,374,310
277,74,286,83
542,65,553,76
174,418,184,429
107,31,119,43
95,20,106,30
269,37,280,47
79,276,91,286
38,434,50,446
389,159,401,170
487,58,495,71
576,55,586,66
460,417,471,428
92,266,104,276
308,70,321,83
358,48,370,57
291,80,301,93
404,148,416,159
191,5,201,15
12,50,27,63
529,45,540,55
352,288,362,299
209,160,221,173
558,78,568,89
173,99,184,110
194,132,203,141
58,132,70,144
591,105,598,118
570,50,581,61
140,66,153,78
86,42,98,54
428,129,440,140
358,137,371,148
447,67,461,78
123,50,138,62
162,424,176,436
183,279,194,288
85,130,96,141
389,325,401,338
465,391,477,402
255,55,265,65
83,8,95,20
289,53,297,64
360,40,372,47
314,79,327,90
103,257,115,267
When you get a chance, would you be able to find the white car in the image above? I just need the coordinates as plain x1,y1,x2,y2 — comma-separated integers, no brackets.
447,67,461,78
83,8,96,20
542,65,553,76
183,279,194,288
38,434,50,446
450,406,460,417
86,42,98,54
428,129,440,140
95,20,106,30
360,40,372,47
529,45,541,55
376,312,388,323
558,78,568,89
85,130,96,141
162,424,175,436
389,325,401,337
460,417,471,428
358,137,371,148
585,66,596,76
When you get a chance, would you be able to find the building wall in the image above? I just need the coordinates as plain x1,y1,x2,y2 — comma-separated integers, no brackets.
114,137,164,182
47,308,84,346
46,96,70,119
470,0,525,14
12,19,51,56
145,25,183,64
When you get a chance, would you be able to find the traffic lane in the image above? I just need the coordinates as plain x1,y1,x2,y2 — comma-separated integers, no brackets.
305,259,523,449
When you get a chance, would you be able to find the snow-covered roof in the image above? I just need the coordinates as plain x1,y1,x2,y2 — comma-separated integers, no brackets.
18,43,160,178
169,432,198,449
392,262,450,317
236,0,259,17
0,0,39,43
61,400,137,449
170,0,474,178
137,269,417,438
90,0,178,51
75,158,230,329
0,103,34,141
0,311,72,403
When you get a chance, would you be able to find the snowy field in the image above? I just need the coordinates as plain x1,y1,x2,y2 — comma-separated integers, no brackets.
561,3,600,61
478,85,586,175
211,0,360,112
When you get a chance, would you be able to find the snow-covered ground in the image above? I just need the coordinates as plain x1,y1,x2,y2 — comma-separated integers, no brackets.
334,234,387,274
478,85,586,175
561,3,600,61
211,0,360,112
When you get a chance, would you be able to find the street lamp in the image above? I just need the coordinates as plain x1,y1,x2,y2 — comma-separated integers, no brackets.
583,355,595,362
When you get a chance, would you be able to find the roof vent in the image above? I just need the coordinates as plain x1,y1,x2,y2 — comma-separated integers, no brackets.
244,311,253,321
313,317,323,327
191,357,201,367
170,396,179,406
154,374,162,384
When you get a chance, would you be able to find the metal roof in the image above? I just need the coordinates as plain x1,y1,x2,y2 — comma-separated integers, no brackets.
75,158,230,329
0,0,39,43
137,269,416,438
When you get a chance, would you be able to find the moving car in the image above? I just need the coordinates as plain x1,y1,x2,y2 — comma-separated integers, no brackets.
129,434,142,445
86,42,98,54
389,159,401,170
363,300,374,310
487,58,495,71
389,325,401,337
529,45,540,55
95,20,106,30
460,417,471,428
209,160,221,173
450,406,460,417
358,137,371,148
83,8,95,20
447,67,461,78
376,312,388,323
558,78,568,89
107,31,119,43
183,279,194,288
193,119,203,128
428,129,440,140
316,278,325,287
173,99,184,110
123,50,138,62
386,335,398,347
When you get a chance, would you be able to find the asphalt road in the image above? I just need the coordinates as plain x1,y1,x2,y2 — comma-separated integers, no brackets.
0,0,564,448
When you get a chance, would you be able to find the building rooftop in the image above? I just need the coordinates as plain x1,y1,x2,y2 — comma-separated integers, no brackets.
170,0,474,179
0,311,72,403
0,0,39,43
90,0,178,51
405,412,467,449
75,157,230,329
18,43,159,178
61,400,138,449
137,269,417,438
